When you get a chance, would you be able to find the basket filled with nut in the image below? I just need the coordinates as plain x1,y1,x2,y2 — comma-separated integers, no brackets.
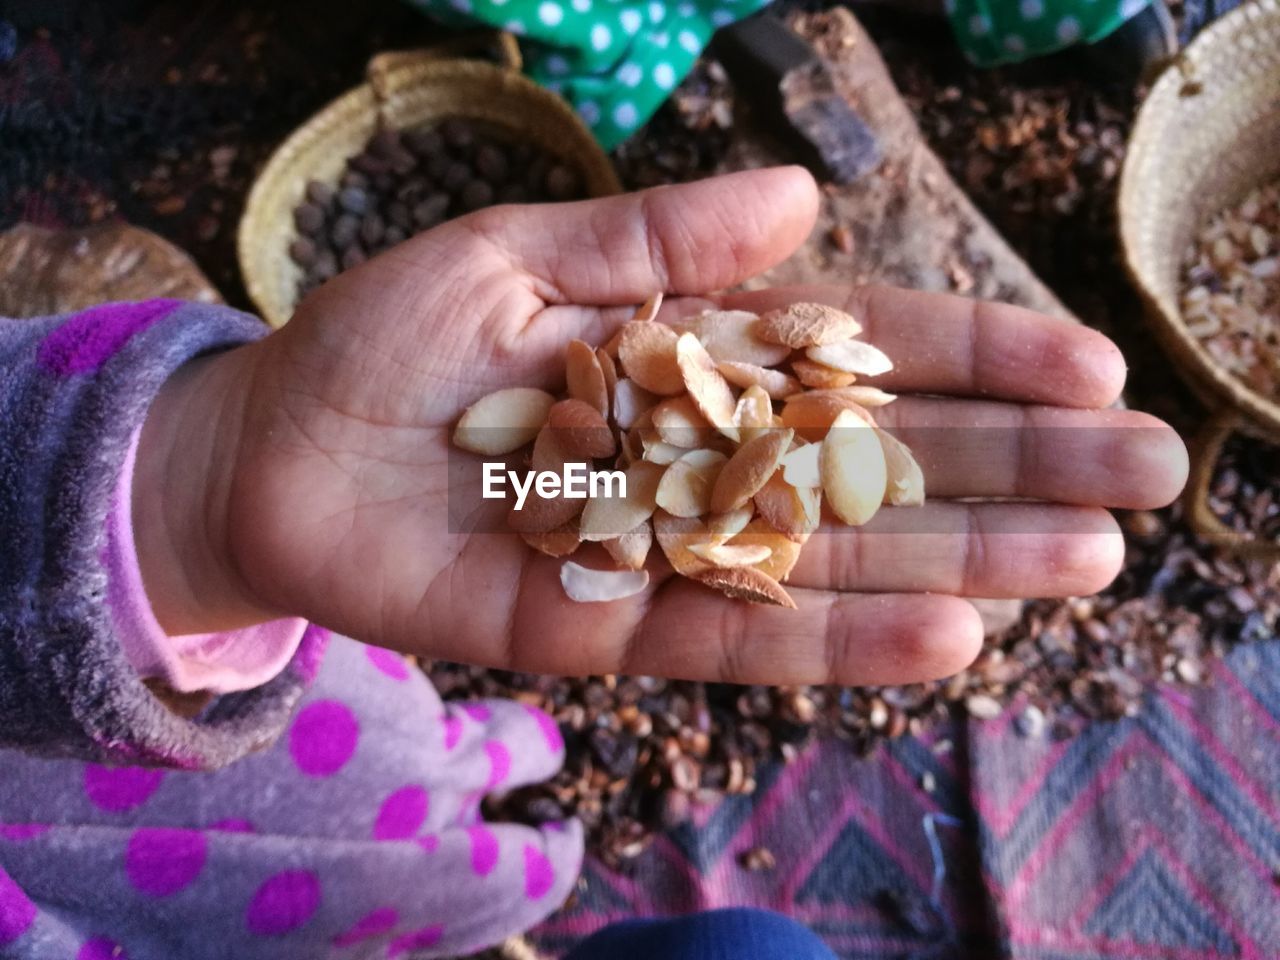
238,33,621,329
1119,0,1280,557
453,297,924,607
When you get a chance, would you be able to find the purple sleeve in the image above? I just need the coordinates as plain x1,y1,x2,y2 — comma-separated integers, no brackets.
0,300,327,768
106,428,308,695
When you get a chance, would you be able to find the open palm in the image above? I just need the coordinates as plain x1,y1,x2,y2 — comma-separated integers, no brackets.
144,167,1187,686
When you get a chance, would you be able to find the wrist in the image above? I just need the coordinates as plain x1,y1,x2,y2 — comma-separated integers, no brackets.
132,340,281,634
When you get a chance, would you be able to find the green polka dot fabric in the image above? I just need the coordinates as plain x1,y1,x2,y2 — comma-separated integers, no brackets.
946,0,1151,66
405,0,770,149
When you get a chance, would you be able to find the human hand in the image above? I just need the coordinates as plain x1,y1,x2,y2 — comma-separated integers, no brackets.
135,167,1187,685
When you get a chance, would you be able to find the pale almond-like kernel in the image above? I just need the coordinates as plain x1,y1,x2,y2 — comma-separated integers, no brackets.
453,387,556,455
688,541,773,568
566,340,609,416
521,520,582,558
597,347,618,404
704,432,741,457
684,310,792,367
780,441,820,489
632,291,663,323
638,424,672,452
547,398,616,460
793,485,822,538
656,449,728,518
757,302,863,347
802,385,897,408
603,520,654,570
781,394,874,442
508,426,588,533
805,340,894,377
753,471,820,541
560,562,649,603
821,409,887,526
653,510,713,576
733,385,774,443
876,428,926,507
792,358,857,389
630,407,654,434
651,395,715,448
621,426,645,463
612,379,657,430
507,488,584,534
707,503,755,543
602,326,624,358
579,460,663,540
692,566,796,608
729,519,804,582
530,422,567,473
779,394,838,440
619,322,685,395
642,438,688,465
710,428,793,514
715,360,803,400
676,332,740,441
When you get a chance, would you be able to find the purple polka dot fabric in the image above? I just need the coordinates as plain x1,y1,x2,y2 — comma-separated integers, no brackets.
332,907,398,947
365,647,411,682
245,870,321,936
0,866,36,946
77,937,128,960
83,766,164,812
125,829,207,897
288,700,360,778
0,635,581,958
374,786,430,841
388,923,444,957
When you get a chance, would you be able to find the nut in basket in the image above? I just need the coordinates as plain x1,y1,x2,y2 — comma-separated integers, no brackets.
1119,0,1280,556
238,36,621,330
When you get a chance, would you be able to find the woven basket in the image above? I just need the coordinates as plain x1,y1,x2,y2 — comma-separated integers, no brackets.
238,34,621,330
1119,0,1280,557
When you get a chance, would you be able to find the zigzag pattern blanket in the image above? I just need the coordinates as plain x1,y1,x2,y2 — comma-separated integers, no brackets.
534,639,1280,959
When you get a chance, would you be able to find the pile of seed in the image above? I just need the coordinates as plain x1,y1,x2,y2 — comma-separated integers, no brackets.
1181,181,1280,398
288,118,588,300
451,297,924,608
1205,432,1280,542
610,58,735,189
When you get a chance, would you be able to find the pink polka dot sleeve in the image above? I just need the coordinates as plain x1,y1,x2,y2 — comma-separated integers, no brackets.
105,428,307,694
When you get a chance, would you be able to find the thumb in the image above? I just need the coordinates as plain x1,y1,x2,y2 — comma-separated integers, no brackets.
464,166,820,305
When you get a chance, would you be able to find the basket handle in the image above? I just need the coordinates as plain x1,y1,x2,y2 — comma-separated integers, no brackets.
366,31,522,101
1185,409,1280,560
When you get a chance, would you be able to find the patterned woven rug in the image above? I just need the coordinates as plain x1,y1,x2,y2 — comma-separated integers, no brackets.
530,638,1280,959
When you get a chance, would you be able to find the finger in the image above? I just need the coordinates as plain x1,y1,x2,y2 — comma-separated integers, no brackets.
629,583,983,685
712,284,1127,408
788,503,1125,598
874,399,1188,508
468,167,820,304
501,551,982,685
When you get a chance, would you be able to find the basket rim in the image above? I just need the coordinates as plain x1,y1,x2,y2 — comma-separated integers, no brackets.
1118,0,1280,438
237,53,621,328
237,80,373,326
